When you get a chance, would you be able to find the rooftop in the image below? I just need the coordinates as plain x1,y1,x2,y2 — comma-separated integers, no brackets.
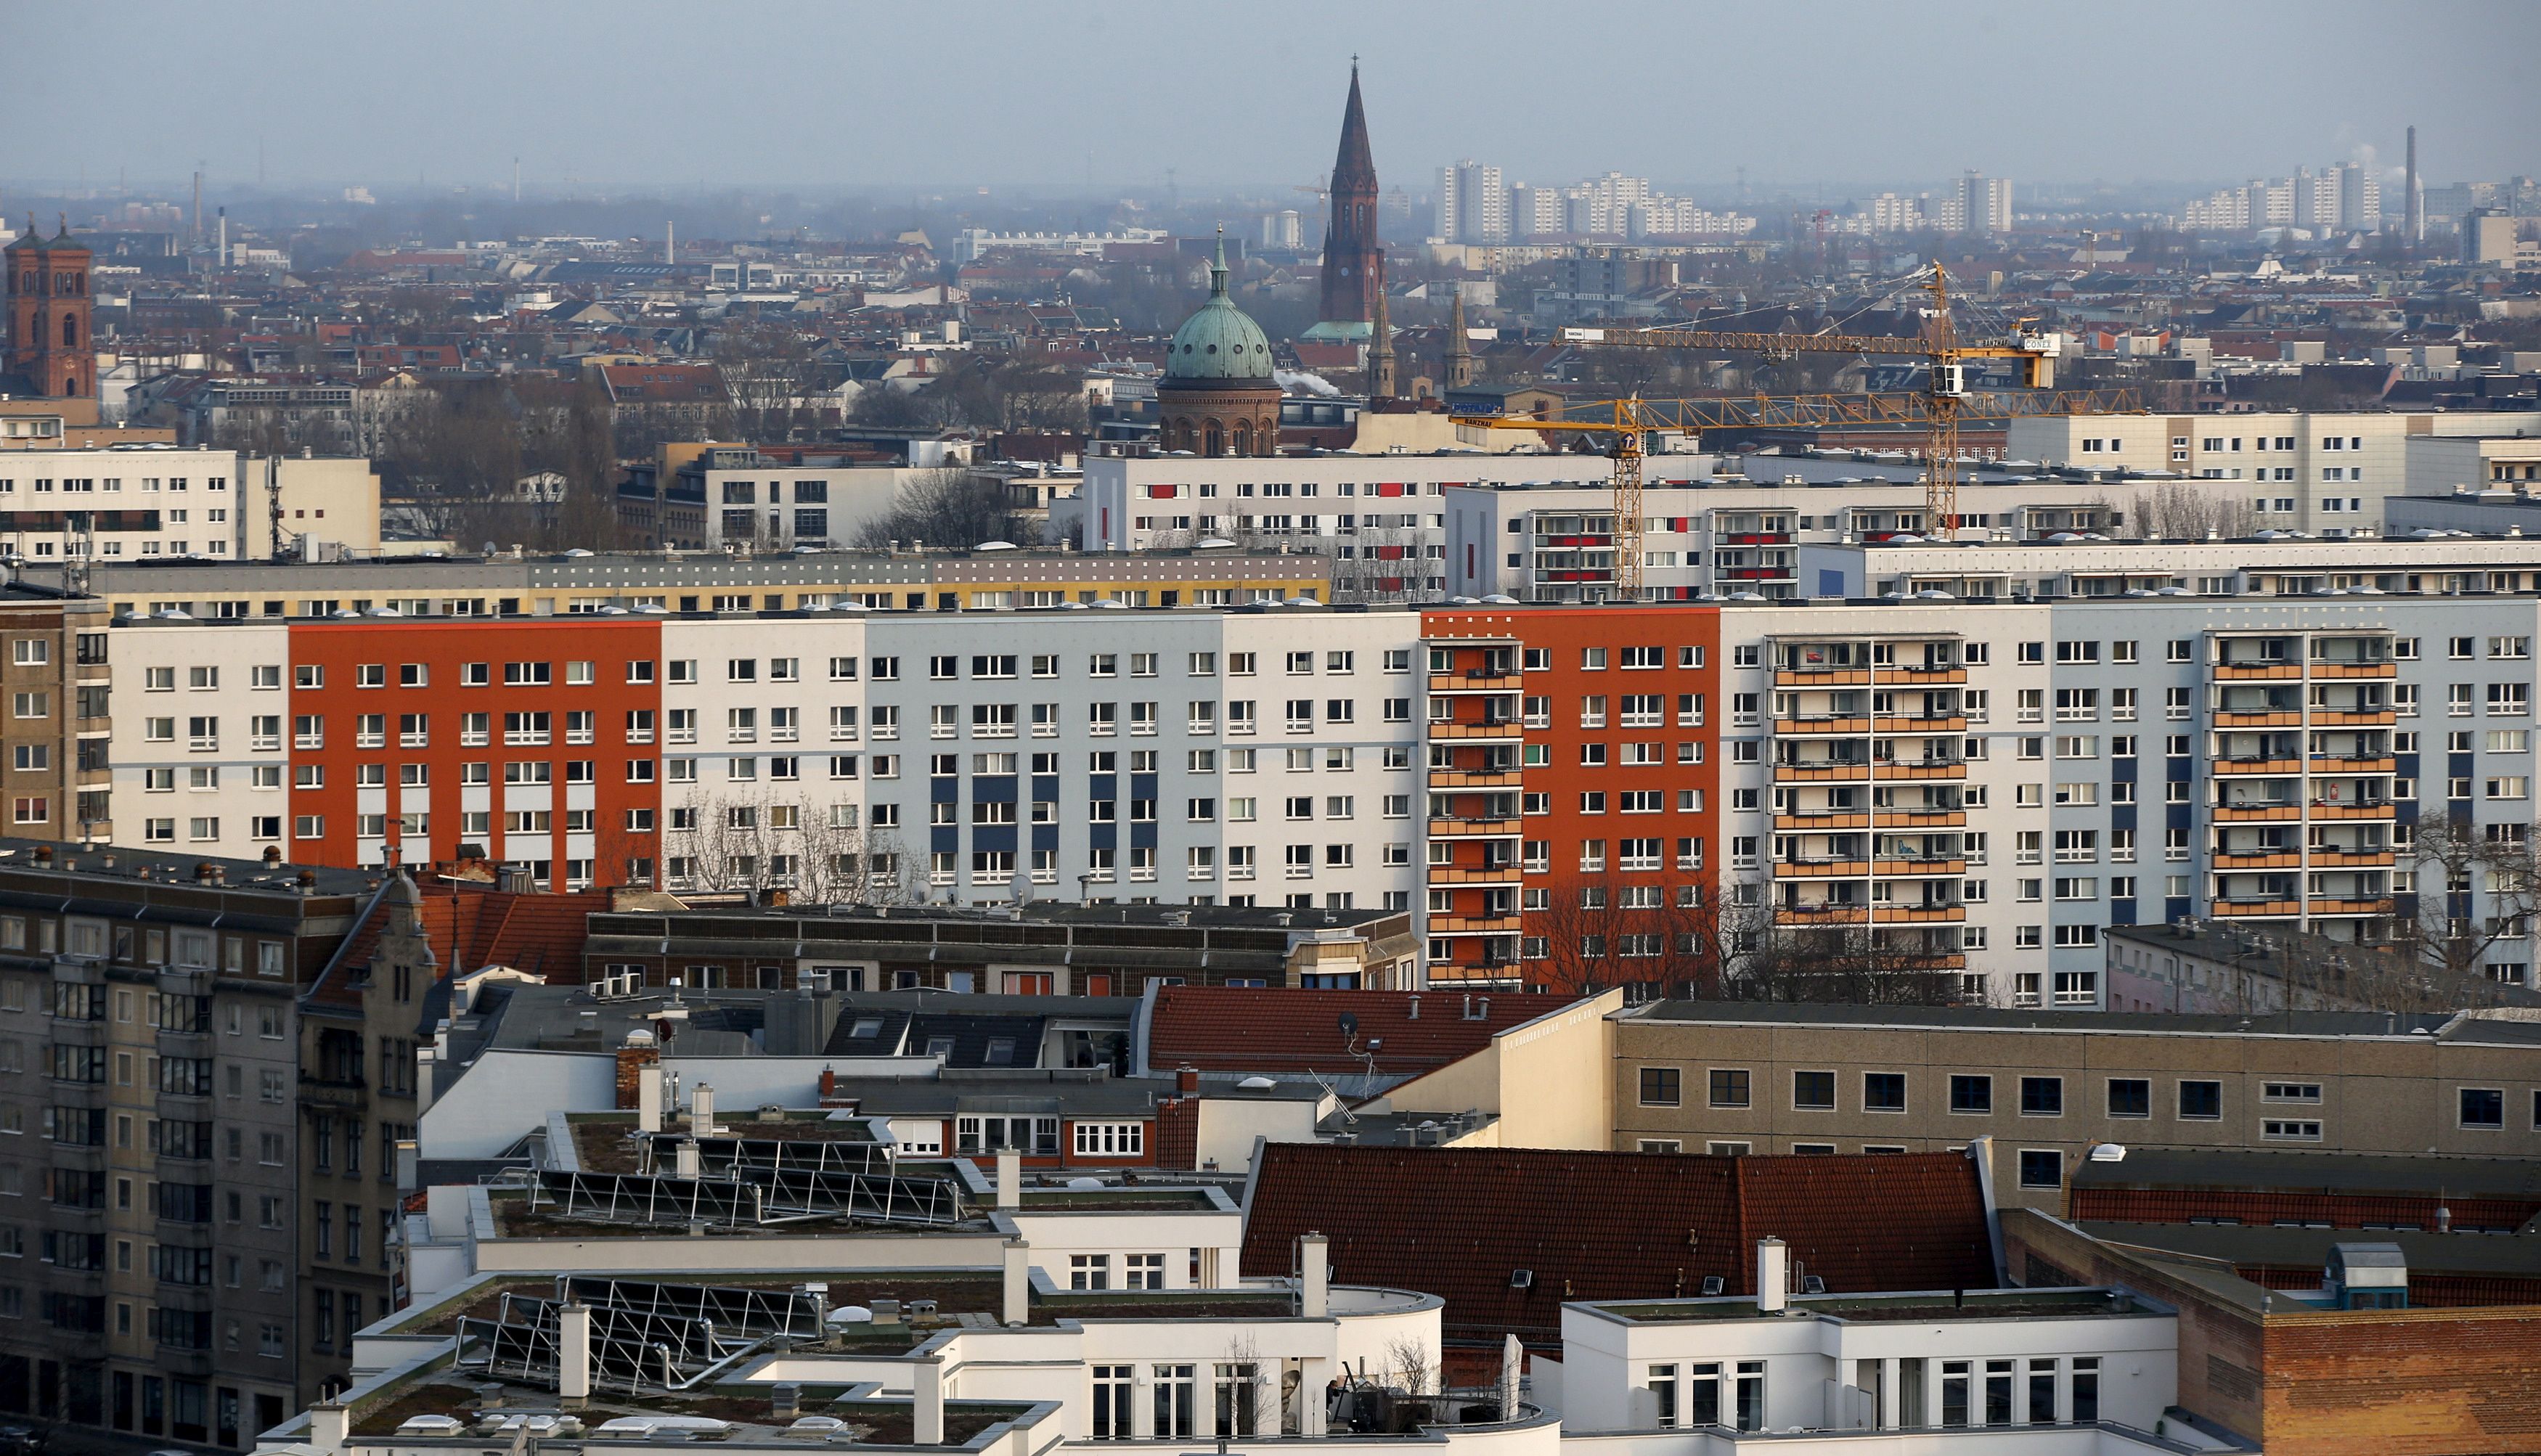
2070,1147,2541,1203
1241,1143,1994,1345
1149,986,1575,1076
1633,998,2497,1041
1583,1286,2156,1326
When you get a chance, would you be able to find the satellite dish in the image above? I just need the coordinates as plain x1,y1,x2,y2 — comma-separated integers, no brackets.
1337,1010,1360,1039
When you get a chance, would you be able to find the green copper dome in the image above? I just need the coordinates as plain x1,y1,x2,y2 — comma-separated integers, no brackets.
1165,235,1274,383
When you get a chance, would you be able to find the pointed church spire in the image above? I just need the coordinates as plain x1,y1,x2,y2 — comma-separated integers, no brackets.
1446,287,1474,390
1210,224,1229,296
1367,283,1396,399
1331,60,1376,190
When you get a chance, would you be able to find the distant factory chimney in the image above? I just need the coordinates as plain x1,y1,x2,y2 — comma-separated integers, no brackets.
666,220,675,266
216,207,227,267
2405,125,2421,247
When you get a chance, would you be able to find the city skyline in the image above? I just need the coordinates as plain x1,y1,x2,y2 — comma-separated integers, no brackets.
4,0,2534,195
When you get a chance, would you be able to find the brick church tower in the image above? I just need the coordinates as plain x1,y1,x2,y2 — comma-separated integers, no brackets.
5,217,94,399
1314,62,1382,333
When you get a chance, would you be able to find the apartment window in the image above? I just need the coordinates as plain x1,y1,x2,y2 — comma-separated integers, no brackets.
2460,1087,2505,1129
2019,1076,2063,1116
1638,1067,1681,1107
2017,1150,2063,1190
1791,1071,1835,1110
2177,1080,2223,1121
1949,1074,1991,1114
1707,1069,1750,1109
1862,1073,1906,1113
2107,1079,2150,1118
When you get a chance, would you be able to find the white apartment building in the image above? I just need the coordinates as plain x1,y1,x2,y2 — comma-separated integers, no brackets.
693,463,952,552
1442,474,2175,602
0,446,242,562
1436,161,1509,245
1080,445,1615,599
2007,411,2541,533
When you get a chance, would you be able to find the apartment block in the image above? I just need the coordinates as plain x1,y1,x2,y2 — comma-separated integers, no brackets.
0,842,379,1445
2007,411,2541,534
1612,1000,2541,1211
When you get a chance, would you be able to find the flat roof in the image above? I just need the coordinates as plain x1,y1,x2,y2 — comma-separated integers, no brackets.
2070,1148,2541,1202
1585,1286,2153,1325
1633,999,2458,1040
2080,1221,2541,1279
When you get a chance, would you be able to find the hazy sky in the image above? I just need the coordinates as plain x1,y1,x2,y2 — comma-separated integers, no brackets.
8,0,2534,197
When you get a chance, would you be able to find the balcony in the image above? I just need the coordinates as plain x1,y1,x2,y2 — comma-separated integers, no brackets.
1718,530,1794,546
2213,662,2304,681
2309,897,2398,916
1428,817,1521,838
1777,715,1872,735
2212,851,2301,870
1428,719,1524,741
1427,769,1523,790
2309,660,2397,679
1875,762,1966,780
1428,671,1522,694
1874,809,1966,827
1427,915,1522,936
1875,857,1967,878
1873,904,1967,923
2214,803,2304,822
2309,756,2397,774
2215,758,2302,777
2213,710,2303,729
1775,668,1872,687
1774,761,1872,783
1873,666,1966,685
2310,710,2397,727
1775,859,1872,878
1878,714,1967,735
2308,848,2396,867
2213,898,2302,917
1427,864,1525,885
1776,905,1871,925
2307,801,2396,819
1774,811,1870,831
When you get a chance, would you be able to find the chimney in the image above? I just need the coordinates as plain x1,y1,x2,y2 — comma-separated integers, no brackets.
1755,1238,1788,1314
558,1302,593,1405
1407,994,1419,1020
1177,1066,1199,1094
692,1081,717,1133
771,1383,802,1423
819,1066,837,1100
2437,1205,2453,1234
1300,1232,1329,1317
996,1148,1020,1209
637,1064,665,1133
674,1138,701,1179
263,846,283,868
308,1402,350,1453
912,1357,945,1446
1002,1238,1030,1326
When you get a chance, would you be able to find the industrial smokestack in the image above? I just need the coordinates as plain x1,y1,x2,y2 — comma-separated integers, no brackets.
216,208,227,268
666,220,674,266
2405,126,2421,246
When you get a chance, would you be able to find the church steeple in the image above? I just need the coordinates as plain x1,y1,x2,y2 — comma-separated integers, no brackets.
1316,61,1383,330
1366,283,1396,399
1445,287,1474,390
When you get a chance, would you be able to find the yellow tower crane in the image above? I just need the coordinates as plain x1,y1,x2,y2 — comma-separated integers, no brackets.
1453,264,2141,600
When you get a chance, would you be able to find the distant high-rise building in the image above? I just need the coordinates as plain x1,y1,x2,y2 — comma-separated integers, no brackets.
2336,162,2381,231
2294,168,2341,229
1313,62,1382,335
1955,171,2012,235
1259,210,1302,250
1510,184,1564,240
1435,160,1506,243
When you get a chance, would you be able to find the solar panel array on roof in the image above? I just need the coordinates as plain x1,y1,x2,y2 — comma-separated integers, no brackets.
552,1277,826,1341
650,1134,893,1178
531,1165,963,1227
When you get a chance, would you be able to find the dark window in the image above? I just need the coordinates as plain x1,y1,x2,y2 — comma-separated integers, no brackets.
2106,1078,2150,1118
1708,1068,1751,1108
2461,1087,2505,1129
2020,1077,2063,1116
2017,1150,2063,1188
2177,1080,2223,1120
1792,1070,1835,1110
1863,1072,1906,1113
1949,1074,1992,1114
1638,1067,1681,1107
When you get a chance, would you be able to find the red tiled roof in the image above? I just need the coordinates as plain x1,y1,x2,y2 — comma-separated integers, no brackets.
306,878,600,1011
1241,1143,1995,1346
1149,987,1573,1076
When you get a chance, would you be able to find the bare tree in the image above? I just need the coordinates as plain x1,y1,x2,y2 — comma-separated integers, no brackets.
2397,814,2541,985
714,321,822,442
2131,482,2258,541
853,469,1026,550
